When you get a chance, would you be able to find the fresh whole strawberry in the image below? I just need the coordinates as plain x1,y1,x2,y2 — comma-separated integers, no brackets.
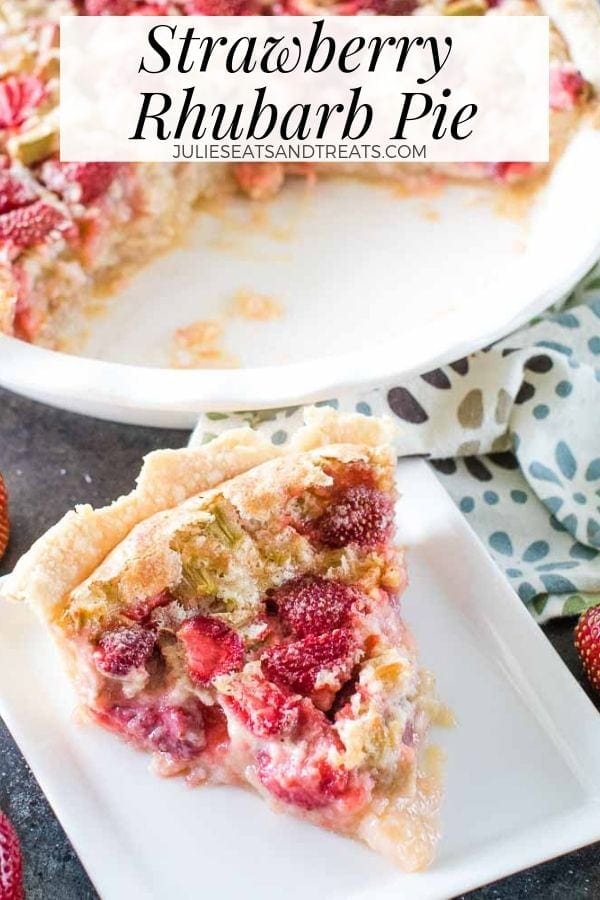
574,605,600,692
0,810,24,900
0,473,9,562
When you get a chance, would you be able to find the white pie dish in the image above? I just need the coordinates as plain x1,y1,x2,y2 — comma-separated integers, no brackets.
0,127,599,428
0,458,598,900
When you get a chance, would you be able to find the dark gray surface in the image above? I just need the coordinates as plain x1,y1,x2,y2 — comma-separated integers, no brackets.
0,386,598,900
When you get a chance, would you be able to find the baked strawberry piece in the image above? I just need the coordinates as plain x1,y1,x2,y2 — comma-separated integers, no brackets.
4,409,443,870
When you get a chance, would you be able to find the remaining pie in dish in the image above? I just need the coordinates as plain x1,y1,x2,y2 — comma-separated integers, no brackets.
2,408,444,871
0,0,598,348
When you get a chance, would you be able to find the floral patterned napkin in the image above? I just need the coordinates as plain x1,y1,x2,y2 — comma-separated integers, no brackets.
194,262,600,623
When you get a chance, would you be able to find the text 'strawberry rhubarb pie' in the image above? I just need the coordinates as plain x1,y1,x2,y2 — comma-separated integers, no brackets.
0,0,598,349
2,408,445,870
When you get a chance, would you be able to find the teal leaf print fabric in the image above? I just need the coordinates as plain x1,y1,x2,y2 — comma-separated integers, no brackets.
193,262,600,623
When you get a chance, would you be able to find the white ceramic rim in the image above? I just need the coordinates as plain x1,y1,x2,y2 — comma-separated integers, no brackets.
0,129,599,423
1,235,598,415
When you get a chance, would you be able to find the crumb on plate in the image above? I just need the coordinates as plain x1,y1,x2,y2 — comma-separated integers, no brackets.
170,319,239,370
229,289,283,322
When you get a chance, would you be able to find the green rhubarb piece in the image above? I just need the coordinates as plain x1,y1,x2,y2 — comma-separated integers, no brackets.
8,126,58,165
443,0,487,14
61,578,121,634
206,501,243,548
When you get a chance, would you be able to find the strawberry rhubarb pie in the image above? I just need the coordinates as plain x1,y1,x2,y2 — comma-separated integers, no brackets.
0,0,599,348
2,408,444,870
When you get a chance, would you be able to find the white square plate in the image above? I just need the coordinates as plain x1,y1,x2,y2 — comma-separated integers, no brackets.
1,459,599,900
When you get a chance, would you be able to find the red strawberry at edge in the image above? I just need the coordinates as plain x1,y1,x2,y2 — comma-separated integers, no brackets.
0,75,47,131
0,172,38,216
550,65,587,112
315,484,394,549
0,473,9,561
80,0,137,13
41,162,122,206
178,615,244,685
255,703,350,810
574,605,600,692
256,746,349,811
184,0,258,13
489,162,535,182
0,810,24,900
0,201,72,251
125,589,173,623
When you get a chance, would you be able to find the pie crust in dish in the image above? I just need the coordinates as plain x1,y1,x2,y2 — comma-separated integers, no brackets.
0,0,598,350
2,407,445,871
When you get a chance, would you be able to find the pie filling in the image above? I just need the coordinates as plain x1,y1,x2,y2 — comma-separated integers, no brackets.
0,0,596,348
51,449,443,870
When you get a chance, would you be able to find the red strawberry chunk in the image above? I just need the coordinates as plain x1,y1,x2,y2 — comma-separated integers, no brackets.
261,628,358,699
98,699,207,759
0,810,23,900
184,0,258,12
94,625,156,676
574,605,600,693
0,201,72,251
255,706,349,810
178,615,244,685
0,172,38,216
488,162,535,183
125,589,173,623
338,0,417,11
133,2,171,11
274,575,359,638
550,65,587,112
40,161,122,206
81,0,137,12
316,484,394,549
223,675,301,738
233,163,286,200
256,749,348,810
0,75,47,131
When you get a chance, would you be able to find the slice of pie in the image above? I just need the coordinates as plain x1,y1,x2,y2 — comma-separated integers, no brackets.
0,0,599,348
2,408,444,871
